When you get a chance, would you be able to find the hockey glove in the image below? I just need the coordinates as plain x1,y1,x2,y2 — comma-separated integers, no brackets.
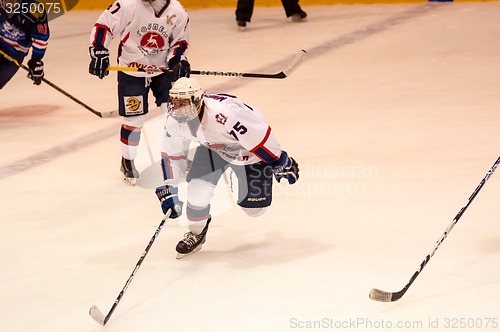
271,151,299,185
155,185,184,218
89,46,110,79
27,59,44,85
168,57,191,81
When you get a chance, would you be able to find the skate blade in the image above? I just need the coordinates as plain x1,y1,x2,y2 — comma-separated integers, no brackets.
176,245,203,259
121,176,137,186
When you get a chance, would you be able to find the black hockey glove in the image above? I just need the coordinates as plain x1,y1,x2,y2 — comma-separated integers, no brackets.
155,185,184,218
89,45,110,79
271,151,299,185
168,57,190,81
27,59,44,85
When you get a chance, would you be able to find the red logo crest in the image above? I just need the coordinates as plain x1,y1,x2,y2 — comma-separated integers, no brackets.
140,32,165,49
215,113,227,125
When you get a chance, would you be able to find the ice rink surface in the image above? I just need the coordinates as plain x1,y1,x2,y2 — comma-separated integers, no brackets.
1,2,499,331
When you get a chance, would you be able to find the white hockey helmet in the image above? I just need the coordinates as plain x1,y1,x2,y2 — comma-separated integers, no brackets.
168,77,205,122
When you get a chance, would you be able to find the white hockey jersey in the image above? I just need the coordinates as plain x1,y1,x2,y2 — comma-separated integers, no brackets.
89,0,190,77
161,94,283,186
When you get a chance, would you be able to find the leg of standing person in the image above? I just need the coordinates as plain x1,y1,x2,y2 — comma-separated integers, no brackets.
117,72,150,186
281,0,307,21
235,0,255,30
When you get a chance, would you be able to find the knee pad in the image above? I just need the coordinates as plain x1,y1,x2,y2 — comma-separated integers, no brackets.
187,178,216,207
241,207,267,218
123,114,147,128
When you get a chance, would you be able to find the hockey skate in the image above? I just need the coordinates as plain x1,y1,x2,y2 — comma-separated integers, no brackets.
176,218,211,259
237,20,247,31
291,10,307,22
120,157,139,186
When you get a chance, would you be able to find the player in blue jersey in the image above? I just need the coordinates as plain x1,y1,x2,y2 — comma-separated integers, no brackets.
0,0,49,89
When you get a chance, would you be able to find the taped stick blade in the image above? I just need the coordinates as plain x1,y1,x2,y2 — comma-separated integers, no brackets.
89,305,106,325
99,110,119,118
282,49,307,77
369,288,394,302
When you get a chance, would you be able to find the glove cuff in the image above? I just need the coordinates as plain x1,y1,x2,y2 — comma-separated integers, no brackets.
271,151,289,171
155,185,178,202
168,56,181,67
28,58,43,66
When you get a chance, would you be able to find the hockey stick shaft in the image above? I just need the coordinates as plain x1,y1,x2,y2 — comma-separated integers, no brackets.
108,67,287,79
0,49,116,118
370,156,500,302
89,209,172,325
108,49,307,79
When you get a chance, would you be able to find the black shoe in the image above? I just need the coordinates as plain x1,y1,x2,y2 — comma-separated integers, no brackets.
120,157,139,186
176,218,211,259
291,10,307,22
237,20,247,31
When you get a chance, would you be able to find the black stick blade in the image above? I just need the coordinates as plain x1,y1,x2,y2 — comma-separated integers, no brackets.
89,305,106,326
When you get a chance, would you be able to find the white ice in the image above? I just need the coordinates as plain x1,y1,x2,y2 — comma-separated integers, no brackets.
1,3,499,332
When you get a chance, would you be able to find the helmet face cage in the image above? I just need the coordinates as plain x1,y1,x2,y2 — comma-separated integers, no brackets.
168,96,203,123
168,78,204,123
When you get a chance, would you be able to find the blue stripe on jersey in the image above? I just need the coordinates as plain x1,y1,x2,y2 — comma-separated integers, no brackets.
161,154,173,181
253,147,280,164
31,33,49,42
93,25,108,46
250,126,280,164
31,47,45,56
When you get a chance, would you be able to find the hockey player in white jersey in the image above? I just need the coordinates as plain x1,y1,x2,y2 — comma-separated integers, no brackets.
89,0,191,185
155,77,300,258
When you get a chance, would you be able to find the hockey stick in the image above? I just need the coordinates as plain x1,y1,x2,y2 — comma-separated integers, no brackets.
0,49,117,118
108,49,307,79
89,209,172,326
369,156,500,302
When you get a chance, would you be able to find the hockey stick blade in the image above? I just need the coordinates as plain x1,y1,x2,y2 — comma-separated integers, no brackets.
89,210,172,326
369,288,392,302
280,49,307,78
107,49,307,79
370,266,422,302
369,288,405,302
0,49,109,119
100,110,120,118
369,156,500,303
89,305,106,325
192,49,307,79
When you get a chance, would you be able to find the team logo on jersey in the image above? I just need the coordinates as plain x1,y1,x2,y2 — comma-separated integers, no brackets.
215,113,227,125
125,96,144,115
166,15,176,25
0,21,25,41
139,32,165,55
37,23,48,35
137,23,169,56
